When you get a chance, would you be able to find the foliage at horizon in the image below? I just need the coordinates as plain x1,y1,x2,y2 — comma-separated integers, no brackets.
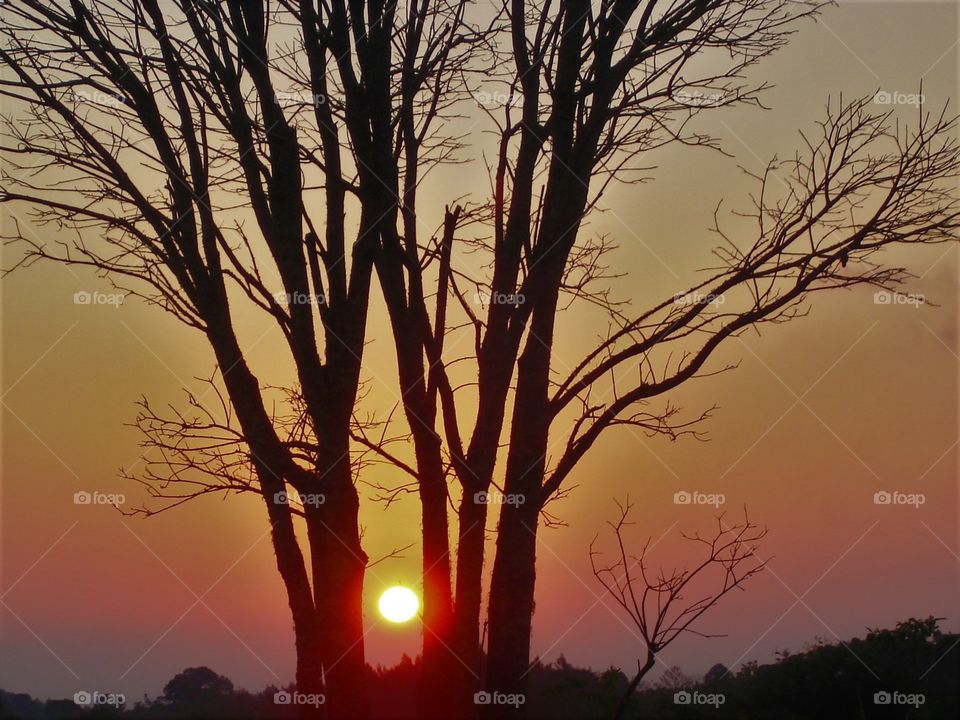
2,618,956,719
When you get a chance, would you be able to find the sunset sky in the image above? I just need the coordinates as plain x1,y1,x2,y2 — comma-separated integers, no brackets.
2,0,958,704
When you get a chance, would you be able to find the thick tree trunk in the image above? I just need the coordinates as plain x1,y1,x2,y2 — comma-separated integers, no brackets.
447,493,491,719
204,320,340,717
483,498,539,719
264,499,324,720
295,379,370,719
306,457,369,720
417,437,458,720
482,253,570,718
292,617,324,720
266,495,325,720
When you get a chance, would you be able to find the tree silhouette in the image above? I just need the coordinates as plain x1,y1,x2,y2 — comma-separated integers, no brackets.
2,1,959,719
0,0,478,716
590,500,766,719
355,1,959,717
160,667,233,708
2,620,956,718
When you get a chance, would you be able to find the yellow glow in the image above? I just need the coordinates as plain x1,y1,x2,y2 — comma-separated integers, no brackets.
377,586,419,623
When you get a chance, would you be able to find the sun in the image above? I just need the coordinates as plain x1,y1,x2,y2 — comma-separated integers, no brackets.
378,586,419,623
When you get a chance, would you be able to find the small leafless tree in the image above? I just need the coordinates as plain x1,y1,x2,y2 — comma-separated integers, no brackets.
590,500,767,720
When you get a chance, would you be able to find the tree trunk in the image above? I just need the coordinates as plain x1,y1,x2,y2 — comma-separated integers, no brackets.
205,321,337,717
305,435,369,720
449,493,491,719
292,616,324,720
417,436,458,720
613,652,656,720
483,495,539,719
306,496,368,719
482,266,567,718
265,495,324,720
374,206,471,717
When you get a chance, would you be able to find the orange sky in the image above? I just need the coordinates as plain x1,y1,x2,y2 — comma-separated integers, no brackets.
2,0,958,703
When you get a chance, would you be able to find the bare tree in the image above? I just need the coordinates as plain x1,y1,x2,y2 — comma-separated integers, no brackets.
590,500,767,720
3,1,958,719
481,89,958,715
358,1,959,717
364,0,813,710
0,0,478,716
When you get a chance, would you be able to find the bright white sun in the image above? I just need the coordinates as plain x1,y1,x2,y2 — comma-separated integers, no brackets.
378,586,419,623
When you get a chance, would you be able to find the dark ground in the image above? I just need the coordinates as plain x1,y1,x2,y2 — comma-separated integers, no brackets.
2,618,957,719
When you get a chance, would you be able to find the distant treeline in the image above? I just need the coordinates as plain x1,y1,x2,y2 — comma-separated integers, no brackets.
2,618,957,719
